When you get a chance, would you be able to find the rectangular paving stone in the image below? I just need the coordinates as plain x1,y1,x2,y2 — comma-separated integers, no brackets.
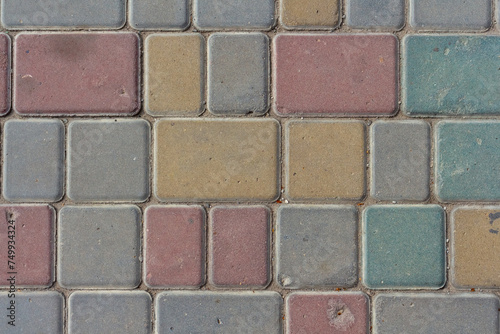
208,33,269,115
0,33,10,116
58,206,141,289
145,34,204,116
402,35,500,116
14,32,140,116
144,205,205,288
3,120,64,202
371,120,430,201
154,118,280,202
129,0,189,30
363,205,446,289
280,0,340,29
273,34,398,116
277,205,358,289
346,0,405,29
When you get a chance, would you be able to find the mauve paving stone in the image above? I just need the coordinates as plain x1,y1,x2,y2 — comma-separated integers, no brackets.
144,205,205,288
277,205,358,289
280,0,340,29
273,34,398,116
129,0,189,30
14,33,140,116
208,33,269,115
346,0,405,29
363,205,446,289
58,206,141,289
0,33,10,116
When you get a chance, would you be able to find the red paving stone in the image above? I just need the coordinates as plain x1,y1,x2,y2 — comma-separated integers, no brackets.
0,34,10,116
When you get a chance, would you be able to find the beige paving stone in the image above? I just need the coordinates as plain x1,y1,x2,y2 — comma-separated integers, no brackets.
281,0,340,29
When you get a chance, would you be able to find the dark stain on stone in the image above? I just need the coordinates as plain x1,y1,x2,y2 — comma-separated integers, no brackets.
488,212,500,235
489,229,499,234
433,48,440,52
48,34,98,61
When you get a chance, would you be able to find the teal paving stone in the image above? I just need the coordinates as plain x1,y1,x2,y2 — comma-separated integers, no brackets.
156,291,282,333
370,120,430,201
129,0,189,30
208,33,269,115
362,205,446,289
276,205,358,289
58,205,141,289
69,291,151,334
346,0,405,29
67,120,150,202
3,120,64,202
402,35,500,116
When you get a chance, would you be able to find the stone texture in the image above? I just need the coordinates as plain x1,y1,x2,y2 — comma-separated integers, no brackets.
0,33,10,116
285,121,366,201
14,33,140,116
58,206,141,289
281,0,340,29
346,0,405,29
276,205,358,289
273,34,398,116
144,205,205,288
363,205,446,289
154,118,280,202
145,34,204,116
208,33,269,115
129,0,189,30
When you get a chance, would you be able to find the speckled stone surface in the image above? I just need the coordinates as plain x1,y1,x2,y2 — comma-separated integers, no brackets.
280,0,340,29
346,0,405,29
129,0,189,30
0,33,10,116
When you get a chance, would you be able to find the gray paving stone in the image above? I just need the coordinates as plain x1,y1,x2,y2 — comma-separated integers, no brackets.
374,293,500,333
3,120,64,202
129,0,189,30
58,205,141,289
346,0,405,29
371,120,430,201
156,291,282,333
69,291,151,334
67,120,150,202
276,205,358,289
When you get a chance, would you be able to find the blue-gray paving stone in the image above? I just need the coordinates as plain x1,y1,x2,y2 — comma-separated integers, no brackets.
374,293,500,334
67,120,150,202
156,291,282,333
276,205,358,289
346,0,405,29
208,33,269,115
129,0,189,30
69,291,151,334
371,121,430,201
3,119,64,202
58,205,141,289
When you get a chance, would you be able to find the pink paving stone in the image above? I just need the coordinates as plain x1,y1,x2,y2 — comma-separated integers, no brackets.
0,205,55,287
144,206,205,288
209,206,270,288
0,34,10,116
273,34,398,116
14,33,140,116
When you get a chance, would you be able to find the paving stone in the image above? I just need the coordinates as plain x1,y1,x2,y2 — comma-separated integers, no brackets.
67,120,150,202
280,0,340,29
207,33,269,115
209,206,270,288
0,205,54,287
371,120,430,201
362,205,446,289
402,35,500,116
286,292,369,333
14,33,140,116
154,118,280,202
285,121,366,201
0,33,10,116
58,206,141,289
276,205,358,289
435,121,500,201
144,205,205,288
374,293,500,333
129,0,189,30
156,291,282,333
145,34,204,116
273,34,398,116
69,291,151,334
346,0,405,29
3,120,64,202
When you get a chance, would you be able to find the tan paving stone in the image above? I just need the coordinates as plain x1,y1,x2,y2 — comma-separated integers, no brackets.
281,0,340,29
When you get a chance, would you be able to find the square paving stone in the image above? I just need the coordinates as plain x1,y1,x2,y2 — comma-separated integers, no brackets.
371,120,430,201
285,121,366,201
129,0,189,30
145,34,204,116
273,34,398,116
346,0,405,29
3,120,64,202
208,33,269,115
156,291,282,333
0,33,10,116
276,205,358,289
68,120,150,202
69,291,151,334
154,118,280,202
363,205,446,289
14,33,140,116
280,0,340,29
58,206,141,289
144,205,205,288
435,121,500,201
0,205,55,287
209,206,270,288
